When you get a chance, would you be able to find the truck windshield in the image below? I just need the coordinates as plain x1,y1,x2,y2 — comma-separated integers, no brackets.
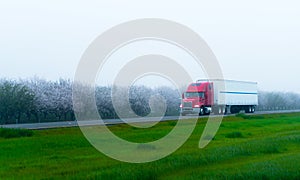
185,92,205,98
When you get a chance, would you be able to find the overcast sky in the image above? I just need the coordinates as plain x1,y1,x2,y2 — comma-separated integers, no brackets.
0,0,299,93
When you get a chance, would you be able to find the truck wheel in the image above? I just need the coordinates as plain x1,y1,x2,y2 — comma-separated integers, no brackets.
204,111,211,115
181,113,186,116
218,107,222,114
203,107,211,115
218,106,226,115
199,108,204,116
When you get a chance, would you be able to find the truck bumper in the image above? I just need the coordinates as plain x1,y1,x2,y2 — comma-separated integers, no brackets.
181,107,212,115
181,107,200,114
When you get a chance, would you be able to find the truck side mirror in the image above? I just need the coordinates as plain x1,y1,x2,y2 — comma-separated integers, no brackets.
182,93,184,99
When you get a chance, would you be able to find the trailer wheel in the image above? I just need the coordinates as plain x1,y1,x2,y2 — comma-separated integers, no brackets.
245,106,251,113
251,106,255,113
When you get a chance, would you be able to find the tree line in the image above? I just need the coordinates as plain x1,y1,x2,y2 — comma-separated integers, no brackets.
257,91,300,111
0,78,180,124
0,78,300,124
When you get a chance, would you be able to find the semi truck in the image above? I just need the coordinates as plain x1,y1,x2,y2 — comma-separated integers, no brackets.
180,79,258,116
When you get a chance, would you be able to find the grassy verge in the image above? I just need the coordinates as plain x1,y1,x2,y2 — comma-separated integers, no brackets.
0,113,300,179
0,128,33,138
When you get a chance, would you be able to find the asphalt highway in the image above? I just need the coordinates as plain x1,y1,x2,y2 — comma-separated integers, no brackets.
1,110,300,130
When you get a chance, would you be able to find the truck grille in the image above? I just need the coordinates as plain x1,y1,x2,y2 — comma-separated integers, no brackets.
183,102,192,108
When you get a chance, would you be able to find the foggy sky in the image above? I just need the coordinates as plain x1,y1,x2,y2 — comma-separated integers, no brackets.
0,0,299,93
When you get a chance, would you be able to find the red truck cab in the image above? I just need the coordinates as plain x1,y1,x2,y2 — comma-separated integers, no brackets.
180,82,214,116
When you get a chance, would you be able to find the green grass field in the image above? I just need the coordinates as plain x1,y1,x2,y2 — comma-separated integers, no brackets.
1,113,300,179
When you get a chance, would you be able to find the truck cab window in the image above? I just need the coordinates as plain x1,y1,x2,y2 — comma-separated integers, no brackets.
185,92,205,98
